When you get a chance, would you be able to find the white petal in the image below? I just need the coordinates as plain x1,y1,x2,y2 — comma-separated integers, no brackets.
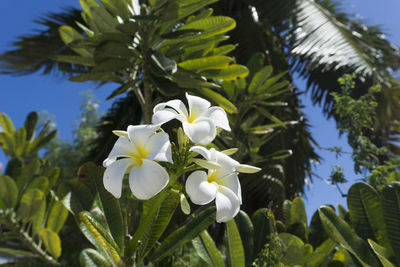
107,137,136,159
152,108,179,126
185,171,218,205
214,150,239,177
129,159,169,200
217,173,242,204
186,93,210,118
154,99,188,118
132,0,140,15
204,107,231,131
127,124,159,145
215,186,241,223
103,157,116,168
146,132,173,163
183,119,216,145
103,158,132,198
189,146,212,161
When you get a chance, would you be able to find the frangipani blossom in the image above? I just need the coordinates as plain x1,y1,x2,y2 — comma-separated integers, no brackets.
152,93,230,145
185,146,260,222
103,125,172,200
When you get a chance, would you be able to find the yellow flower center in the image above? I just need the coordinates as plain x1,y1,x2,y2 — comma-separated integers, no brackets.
187,110,197,123
207,170,220,184
130,142,149,166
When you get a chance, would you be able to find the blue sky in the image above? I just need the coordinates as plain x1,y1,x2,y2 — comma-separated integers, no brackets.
0,0,399,221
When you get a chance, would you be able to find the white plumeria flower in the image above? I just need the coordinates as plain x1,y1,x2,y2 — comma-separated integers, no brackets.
103,124,172,200
185,146,261,222
152,93,230,145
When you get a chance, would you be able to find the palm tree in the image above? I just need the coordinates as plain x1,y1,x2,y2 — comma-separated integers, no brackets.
1,0,399,216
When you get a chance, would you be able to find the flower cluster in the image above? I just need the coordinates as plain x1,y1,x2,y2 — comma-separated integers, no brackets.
103,93,260,222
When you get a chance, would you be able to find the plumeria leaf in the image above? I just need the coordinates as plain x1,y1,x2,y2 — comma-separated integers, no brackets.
149,206,216,262
192,158,221,170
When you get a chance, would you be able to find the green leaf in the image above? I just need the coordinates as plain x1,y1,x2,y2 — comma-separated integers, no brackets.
80,248,111,267
201,64,249,80
226,219,245,267
59,25,92,57
179,56,233,72
0,247,37,258
46,200,69,234
278,233,311,265
139,190,180,258
39,229,62,259
160,0,219,23
91,58,132,73
0,175,18,209
283,199,292,225
24,112,38,141
80,0,117,32
347,183,390,250
206,45,236,56
234,211,254,267
51,55,96,66
248,66,273,94
197,88,237,114
291,197,307,226
180,193,191,215
150,51,177,75
193,230,226,267
0,132,15,157
0,113,14,134
25,176,49,195
94,42,134,62
31,198,46,235
14,127,26,156
106,82,134,100
368,239,395,267
382,182,400,263
256,72,288,95
15,159,40,191
78,211,122,265
17,189,45,223
80,162,125,254
149,206,216,262
62,180,94,215
179,16,236,40
251,208,273,260
301,238,336,266
318,206,379,266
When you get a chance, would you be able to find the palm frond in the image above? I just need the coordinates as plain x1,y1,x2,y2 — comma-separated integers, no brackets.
0,7,84,76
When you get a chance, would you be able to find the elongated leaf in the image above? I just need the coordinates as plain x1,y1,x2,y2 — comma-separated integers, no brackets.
25,176,49,195
160,0,219,23
234,211,254,267
382,182,400,263
347,183,390,250
201,64,249,80
59,25,92,57
192,236,213,266
14,127,26,156
197,88,237,114
51,55,95,66
279,233,311,265
17,189,45,222
248,66,273,94
318,206,379,266
196,230,225,267
31,199,46,235
0,113,14,134
368,239,395,267
80,248,111,267
0,247,37,258
81,162,124,254
24,112,38,141
251,208,273,260
139,190,180,258
290,197,307,226
106,81,134,100
63,180,94,215
15,158,40,191
0,175,18,209
301,238,336,266
39,229,62,259
46,200,69,234
226,219,245,267
179,56,233,72
78,211,122,265
149,206,216,261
